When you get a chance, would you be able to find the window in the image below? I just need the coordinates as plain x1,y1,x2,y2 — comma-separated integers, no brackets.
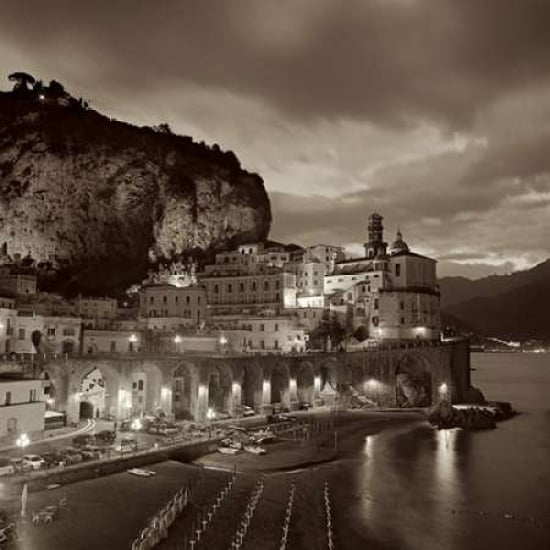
18,328,25,340
198,296,201,304
275,292,280,301
63,327,75,336
149,296,154,304
275,324,279,332
47,328,56,337
400,301,404,310
163,295,168,304
275,280,280,289
227,284,232,293
175,296,179,303
374,298,379,309
263,281,269,291
29,389,37,402
110,341,116,352
252,281,257,291
260,340,265,349
214,284,219,293
372,316,379,327
396,264,401,277
5,391,11,406
186,295,191,304
401,317,405,324
260,324,265,332
274,340,279,349
240,283,245,292
138,380,144,391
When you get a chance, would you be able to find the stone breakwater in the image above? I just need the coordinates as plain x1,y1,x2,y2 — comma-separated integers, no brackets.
428,400,517,430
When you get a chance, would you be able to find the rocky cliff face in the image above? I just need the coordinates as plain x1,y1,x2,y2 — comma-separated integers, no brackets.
0,93,271,294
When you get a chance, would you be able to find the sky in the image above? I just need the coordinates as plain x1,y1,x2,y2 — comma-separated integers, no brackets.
2,0,550,279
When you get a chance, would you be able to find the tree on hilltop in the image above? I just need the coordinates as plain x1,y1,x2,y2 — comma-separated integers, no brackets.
8,71,36,91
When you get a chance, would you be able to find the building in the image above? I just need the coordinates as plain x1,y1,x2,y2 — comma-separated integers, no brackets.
0,272,37,296
219,315,309,354
75,296,118,323
0,376,45,438
13,313,82,355
140,284,206,327
324,213,440,343
201,264,297,315
82,329,142,354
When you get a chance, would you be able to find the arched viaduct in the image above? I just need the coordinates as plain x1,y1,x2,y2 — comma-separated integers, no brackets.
42,340,470,424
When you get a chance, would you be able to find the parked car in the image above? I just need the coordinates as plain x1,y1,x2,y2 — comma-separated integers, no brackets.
0,459,15,476
41,451,66,469
298,402,312,410
21,454,45,470
95,430,116,444
72,434,95,448
61,448,84,465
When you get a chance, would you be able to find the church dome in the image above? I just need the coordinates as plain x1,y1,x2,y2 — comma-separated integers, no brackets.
389,229,409,255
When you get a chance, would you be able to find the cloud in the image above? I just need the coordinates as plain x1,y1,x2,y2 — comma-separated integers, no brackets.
2,1,550,278
2,0,550,126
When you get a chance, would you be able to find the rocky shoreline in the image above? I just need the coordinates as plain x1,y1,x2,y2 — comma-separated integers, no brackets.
428,400,517,430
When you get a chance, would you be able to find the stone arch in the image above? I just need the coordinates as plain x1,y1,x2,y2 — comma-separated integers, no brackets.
395,353,432,407
131,362,163,417
352,363,365,393
75,362,121,420
206,363,233,414
242,364,263,410
42,365,69,413
171,362,200,420
296,362,315,404
267,363,290,407
319,357,339,394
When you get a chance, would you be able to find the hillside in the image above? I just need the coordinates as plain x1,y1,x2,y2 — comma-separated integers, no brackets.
0,82,271,295
440,259,550,339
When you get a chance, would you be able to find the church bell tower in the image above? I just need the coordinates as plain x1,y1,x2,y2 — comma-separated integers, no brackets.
364,213,388,258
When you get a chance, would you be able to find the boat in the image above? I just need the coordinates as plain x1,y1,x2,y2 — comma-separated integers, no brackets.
127,468,156,478
244,445,266,455
217,447,240,455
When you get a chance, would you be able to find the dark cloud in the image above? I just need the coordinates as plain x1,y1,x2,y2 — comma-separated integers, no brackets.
2,1,550,278
2,0,550,126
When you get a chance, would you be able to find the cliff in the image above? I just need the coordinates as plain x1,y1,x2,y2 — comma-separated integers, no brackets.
0,91,271,295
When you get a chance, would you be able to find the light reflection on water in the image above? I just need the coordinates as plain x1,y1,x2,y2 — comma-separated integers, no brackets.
329,353,550,550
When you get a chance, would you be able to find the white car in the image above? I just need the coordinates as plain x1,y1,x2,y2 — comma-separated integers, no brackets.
21,454,45,470
241,406,255,417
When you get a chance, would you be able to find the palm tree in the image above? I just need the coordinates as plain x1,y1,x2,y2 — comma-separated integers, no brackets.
8,72,36,91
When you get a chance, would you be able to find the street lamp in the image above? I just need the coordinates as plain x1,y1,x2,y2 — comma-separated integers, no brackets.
174,334,182,353
219,335,228,354
16,433,30,456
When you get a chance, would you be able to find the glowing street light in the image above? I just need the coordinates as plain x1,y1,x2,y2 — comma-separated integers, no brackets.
16,433,30,456
128,333,138,343
131,418,142,431
174,334,182,344
206,408,215,421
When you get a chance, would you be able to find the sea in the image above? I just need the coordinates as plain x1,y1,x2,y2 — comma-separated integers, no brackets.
328,352,550,550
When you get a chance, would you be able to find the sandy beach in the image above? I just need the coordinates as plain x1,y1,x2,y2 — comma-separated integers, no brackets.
6,410,425,550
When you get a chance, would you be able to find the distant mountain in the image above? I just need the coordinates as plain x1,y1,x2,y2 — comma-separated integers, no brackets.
439,259,550,339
